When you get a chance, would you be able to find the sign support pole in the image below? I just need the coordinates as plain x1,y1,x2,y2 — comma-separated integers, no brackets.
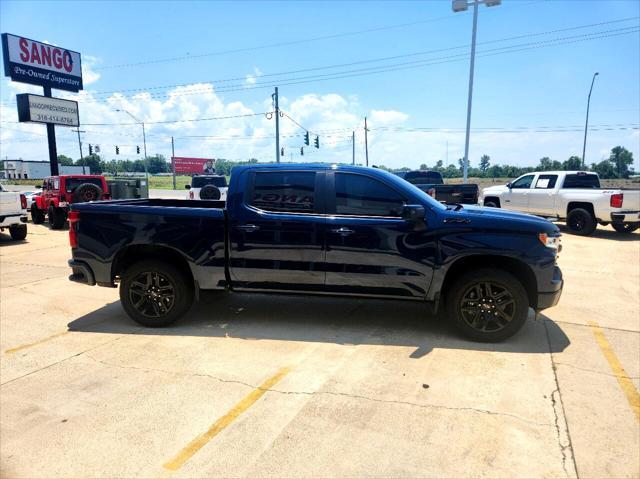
43,86,59,175
171,136,176,190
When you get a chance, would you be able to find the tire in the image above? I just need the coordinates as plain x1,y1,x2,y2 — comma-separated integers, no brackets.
566,208,596,236
9,224,27,241
484,200,499,208
120,260,194,327
31,204,45,224
48,205,66,229
612,222,639,234
73,183,103,203
199,185,221,200
446,268,529,342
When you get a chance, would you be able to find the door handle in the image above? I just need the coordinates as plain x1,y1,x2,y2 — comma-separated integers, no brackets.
331,227,354,236
235,224,260,232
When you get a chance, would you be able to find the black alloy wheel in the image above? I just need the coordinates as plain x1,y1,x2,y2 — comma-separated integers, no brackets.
446,268,529,342
128,271,176,319
460,281,515,333
120,260,194,327
566,208,596,236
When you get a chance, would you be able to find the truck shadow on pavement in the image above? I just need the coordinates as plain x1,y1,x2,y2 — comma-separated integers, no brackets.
67,292,570,358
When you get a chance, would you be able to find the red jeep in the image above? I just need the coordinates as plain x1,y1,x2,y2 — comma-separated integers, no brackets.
31,175,109,229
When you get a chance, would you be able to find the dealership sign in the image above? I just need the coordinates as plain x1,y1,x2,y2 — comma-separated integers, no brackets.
16,93,79,127
172,157,217,174
2,33,83,92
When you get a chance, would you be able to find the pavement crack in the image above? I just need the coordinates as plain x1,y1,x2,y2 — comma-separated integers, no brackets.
554,361,640,379
80,356,554,429
544,321,579,479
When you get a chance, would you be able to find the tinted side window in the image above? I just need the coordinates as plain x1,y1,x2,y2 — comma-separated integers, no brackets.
250,171,316,213
535,175,558,189
335,173,405,217
563,174,600,189
511,175,534,189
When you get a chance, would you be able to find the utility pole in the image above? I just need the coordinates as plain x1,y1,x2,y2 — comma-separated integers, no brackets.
581,72,599,170
171,136,176,190
352,131,355,165
446,140,449,167
364,117,369,167
72,128,86,174
452,0,502,184
273,87,280,163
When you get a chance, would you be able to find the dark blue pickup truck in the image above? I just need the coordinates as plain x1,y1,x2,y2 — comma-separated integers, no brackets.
68,164,563,342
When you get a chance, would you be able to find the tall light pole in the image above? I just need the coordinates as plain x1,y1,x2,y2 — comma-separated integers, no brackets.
71,128,86,174
581,72,599,170
452,0,502,183
116,109,148,181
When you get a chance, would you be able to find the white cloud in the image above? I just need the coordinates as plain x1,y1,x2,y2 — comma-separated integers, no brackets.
82,55,101,86
369,109,409,125
244,67,262,86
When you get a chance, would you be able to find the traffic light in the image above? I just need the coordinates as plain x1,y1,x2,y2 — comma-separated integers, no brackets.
304,132,309,146
136,146,140,154
314,136,319,149
88,144,93,155
280,147,284,157
95,145,100,153
115,146,120,155
300,147,304,156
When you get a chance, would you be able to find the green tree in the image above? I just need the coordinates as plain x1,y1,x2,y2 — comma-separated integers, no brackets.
57,155,74,166
608,146,634,178
419,163,428,170
457,158,466,172
146,155,170,174
562,156,582,171
76,154,102,174
479,155,490,172
591,160,616,179
538,157,552,171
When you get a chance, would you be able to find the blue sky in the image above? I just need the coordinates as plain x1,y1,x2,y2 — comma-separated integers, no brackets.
1,0,638,170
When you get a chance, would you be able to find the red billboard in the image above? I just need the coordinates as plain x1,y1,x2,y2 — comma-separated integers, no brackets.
172,157,216,174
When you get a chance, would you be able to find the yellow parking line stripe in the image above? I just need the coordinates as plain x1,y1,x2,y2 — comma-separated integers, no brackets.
588,321,640,422
4,330,69,355
163,366,292,471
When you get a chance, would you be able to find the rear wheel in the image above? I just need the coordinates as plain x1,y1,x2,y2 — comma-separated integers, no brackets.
446,269,529,342
48,205,66,229
31,204,45,224
612,222,639,234
9,224,27,240
566,208,596,236
120,260,194,327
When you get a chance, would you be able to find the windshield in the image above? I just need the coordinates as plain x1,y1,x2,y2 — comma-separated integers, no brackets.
192,176,227,188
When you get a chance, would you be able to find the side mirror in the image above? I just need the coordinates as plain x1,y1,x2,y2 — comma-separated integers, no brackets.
506,182,512,189
184,184,191,189
401,204,426,222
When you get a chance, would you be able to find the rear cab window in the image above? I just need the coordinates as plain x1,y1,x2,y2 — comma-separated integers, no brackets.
249,171,317,213
192,176,227,188
562,173,600,189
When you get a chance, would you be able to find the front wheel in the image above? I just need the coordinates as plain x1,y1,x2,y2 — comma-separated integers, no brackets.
446,269,529,342
484,200,499,208
612,222,639,234
31,205,45,224
9,224,27,240
120,260,194,327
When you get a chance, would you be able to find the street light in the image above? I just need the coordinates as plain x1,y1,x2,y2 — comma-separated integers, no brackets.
115,109,148,181
581,72,599,170
452,0,502,183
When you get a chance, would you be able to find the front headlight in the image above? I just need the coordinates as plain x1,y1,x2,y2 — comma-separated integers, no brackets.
538,233,561,250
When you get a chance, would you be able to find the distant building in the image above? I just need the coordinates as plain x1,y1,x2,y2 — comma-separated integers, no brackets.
1,160,88,179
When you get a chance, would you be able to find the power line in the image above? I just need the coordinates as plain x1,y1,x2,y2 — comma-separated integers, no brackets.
88,17,638,98
64,25,640,105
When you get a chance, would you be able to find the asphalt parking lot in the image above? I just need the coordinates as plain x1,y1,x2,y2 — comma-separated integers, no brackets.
1,221,638,478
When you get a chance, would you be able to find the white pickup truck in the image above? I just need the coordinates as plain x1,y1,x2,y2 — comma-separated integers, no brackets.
480,171,640,235
0,183,28,240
